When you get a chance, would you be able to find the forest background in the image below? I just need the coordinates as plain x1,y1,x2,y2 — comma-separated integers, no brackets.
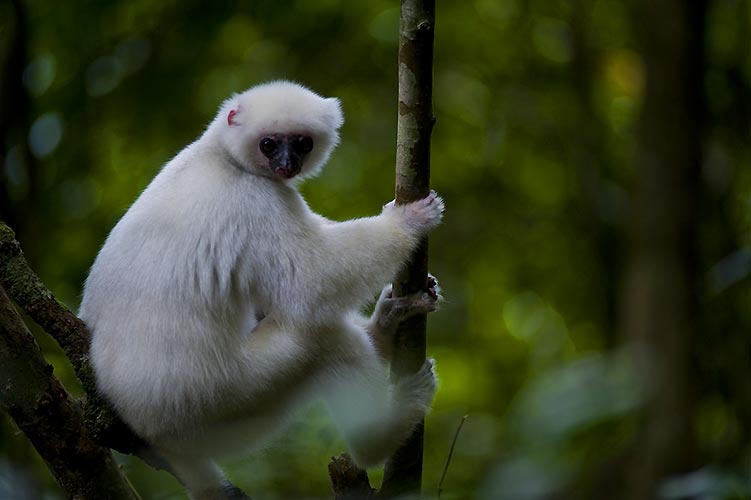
0,0,749,498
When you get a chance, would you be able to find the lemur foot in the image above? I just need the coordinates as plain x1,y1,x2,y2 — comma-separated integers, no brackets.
373,274,443,333
395,358,439,411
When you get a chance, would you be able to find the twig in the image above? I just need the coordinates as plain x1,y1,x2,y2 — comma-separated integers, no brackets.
437,414,468,500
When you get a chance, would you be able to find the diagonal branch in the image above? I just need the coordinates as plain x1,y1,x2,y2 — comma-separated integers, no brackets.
0,284,139,499
0,221,159,461
0,222,91,383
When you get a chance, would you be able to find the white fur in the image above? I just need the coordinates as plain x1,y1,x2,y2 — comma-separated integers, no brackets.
79,81,443,498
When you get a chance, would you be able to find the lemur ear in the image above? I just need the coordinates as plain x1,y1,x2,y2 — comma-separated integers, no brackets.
227,108,240,126
324,98,344,130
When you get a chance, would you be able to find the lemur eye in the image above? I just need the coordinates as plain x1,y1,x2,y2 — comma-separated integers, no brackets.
259,138,277,156
296,136,313,154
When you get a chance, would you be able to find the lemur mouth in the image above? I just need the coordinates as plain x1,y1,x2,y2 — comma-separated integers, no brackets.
274,165,300,179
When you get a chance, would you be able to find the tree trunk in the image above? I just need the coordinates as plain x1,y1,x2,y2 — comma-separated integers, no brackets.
620,0,706,497
380,0,436,497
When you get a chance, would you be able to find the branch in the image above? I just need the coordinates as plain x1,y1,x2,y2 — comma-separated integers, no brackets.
0,222,91,383
0,221,160,461
381,0,436,497
0,284,139,499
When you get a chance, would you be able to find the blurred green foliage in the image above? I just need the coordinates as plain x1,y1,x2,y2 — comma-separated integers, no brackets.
1,0,749,499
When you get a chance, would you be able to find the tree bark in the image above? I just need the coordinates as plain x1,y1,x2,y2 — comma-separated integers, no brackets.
328,453,376,500
380,0,436,497
0,223,93,384
0,221,150,455
0,222,181,478
619,0,706,498
0,284,139,500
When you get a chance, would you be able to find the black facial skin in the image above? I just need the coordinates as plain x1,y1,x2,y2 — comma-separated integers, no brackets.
259,134,314,179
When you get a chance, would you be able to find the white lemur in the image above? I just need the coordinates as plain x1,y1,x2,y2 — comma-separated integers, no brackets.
79,81,444,499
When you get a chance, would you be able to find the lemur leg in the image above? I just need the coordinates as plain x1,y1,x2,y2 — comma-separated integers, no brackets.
366,274,442,360
322,322,439,468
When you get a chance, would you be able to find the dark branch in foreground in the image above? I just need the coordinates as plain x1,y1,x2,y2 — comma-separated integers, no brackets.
0,284,138,499
0,222,91,381
0,220,147,455
0,221,255,497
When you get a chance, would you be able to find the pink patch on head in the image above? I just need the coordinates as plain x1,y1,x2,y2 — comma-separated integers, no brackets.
227,109,239,126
